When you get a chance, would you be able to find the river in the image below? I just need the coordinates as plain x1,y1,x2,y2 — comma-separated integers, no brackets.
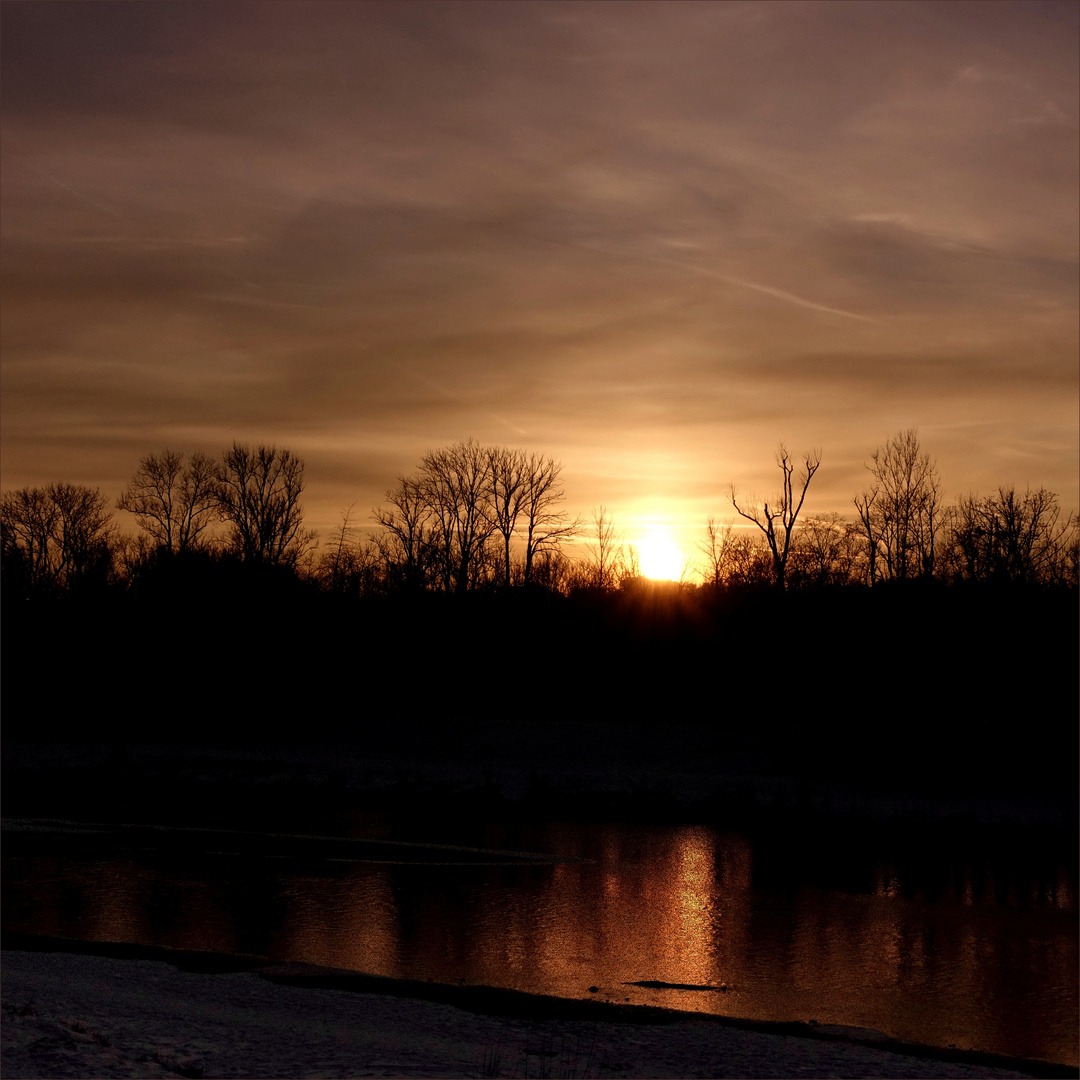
3,812,1076,1068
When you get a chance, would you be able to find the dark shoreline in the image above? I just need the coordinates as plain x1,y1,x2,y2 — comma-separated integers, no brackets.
4,727,1076,837
4,933,1076,1079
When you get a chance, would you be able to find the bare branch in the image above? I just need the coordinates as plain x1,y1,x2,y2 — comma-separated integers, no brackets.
217,443,310,567
729,444,821,588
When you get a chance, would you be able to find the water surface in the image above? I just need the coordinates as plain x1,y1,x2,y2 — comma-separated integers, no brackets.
3,816,1076,1066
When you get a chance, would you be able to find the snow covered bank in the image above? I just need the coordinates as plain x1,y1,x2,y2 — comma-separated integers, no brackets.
1,947,1063,1079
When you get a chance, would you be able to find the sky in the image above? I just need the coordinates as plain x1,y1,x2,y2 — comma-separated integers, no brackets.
2,0,1077,561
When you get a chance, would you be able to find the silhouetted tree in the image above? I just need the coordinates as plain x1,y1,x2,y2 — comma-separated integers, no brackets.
855,429,941,583
699,517,735,587
487,446,529,587
519,452,578,586
421,439,496,594
217,443,312,567
1,482,115,597
488,446,578,588
730,445,821,589
112,532,149,579
725,531,773,587
315,506,381,598
374,475,432,591
619,541,642,587
790,512,860,588
323,504,355,587
581,505,623,590
947,486,1077,586
530,547,574,594
116,449,219,555
373,441,578,594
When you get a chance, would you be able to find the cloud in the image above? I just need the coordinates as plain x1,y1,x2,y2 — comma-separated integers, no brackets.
1,0,1076,535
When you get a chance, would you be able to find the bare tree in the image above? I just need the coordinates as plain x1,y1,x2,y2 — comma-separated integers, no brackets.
316,505,381,597
948,487,1077,586
113,532,157,584
791,512,859,588
618,542,642,587
853,487,880,585
521,453,578,586
1,483,115,595
730,445,821,589
217,443,312,567
699,517,736,587
855,429,941,583
374,475,433,591
584,505,623,590
420,439,496,594
488,446,579,588
116,449,218,555
487,446,529,588
530,547,574,594
727,531,774,586
373,441,575,594
1,486,56,594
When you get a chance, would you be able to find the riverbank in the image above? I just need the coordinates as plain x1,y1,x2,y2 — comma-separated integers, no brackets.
3,942,1072,1079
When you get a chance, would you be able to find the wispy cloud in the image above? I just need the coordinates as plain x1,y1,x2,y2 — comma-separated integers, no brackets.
1,0,1075,533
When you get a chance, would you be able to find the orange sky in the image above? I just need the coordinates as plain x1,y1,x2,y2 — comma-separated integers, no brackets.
2,0,1077,558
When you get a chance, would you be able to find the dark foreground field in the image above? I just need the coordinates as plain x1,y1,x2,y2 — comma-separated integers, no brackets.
4,578,1078,811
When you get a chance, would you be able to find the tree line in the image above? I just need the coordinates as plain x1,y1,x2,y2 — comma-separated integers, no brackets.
714,431,1077,590
1,443,312,600
1,430,1077,603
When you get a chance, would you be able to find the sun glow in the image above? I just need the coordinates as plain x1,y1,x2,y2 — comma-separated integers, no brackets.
637,532,685,581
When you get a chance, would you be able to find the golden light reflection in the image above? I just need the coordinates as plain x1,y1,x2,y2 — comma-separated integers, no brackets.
676,827,714,925
279,868,400,977
863,918,905,987
649,826,719,987
450,824,749,1006
82,860,150,946
1053,867,1075,911
526,862,599,993
874,863,900,900
602,871,620,899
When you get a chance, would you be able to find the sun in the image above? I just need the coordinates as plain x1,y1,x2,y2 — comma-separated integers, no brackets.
637,532,684,581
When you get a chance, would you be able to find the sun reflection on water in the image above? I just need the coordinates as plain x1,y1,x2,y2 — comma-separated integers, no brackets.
4,818,1076,1066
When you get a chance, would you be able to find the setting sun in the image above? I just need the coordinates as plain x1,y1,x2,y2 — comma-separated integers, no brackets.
637,532,685,581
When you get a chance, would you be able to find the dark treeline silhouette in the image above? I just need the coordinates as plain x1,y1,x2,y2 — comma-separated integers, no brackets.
3,431,1076,602
2,432,1077,813
373,439,578,594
